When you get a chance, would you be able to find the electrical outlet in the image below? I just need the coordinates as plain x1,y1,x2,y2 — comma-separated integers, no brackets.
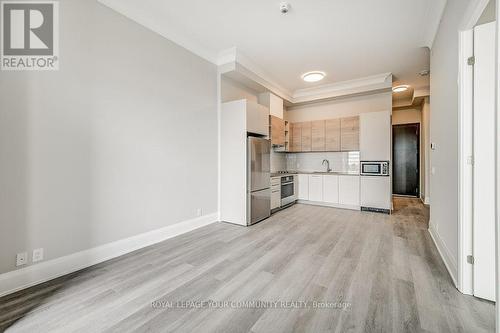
16,252,28,267
196,208,202,217
33,248,44,263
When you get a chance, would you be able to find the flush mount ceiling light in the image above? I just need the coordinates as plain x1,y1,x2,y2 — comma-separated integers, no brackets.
302,71,326,83
392,85,409,93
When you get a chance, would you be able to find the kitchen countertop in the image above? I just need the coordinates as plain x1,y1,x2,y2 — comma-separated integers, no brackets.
271,171,360,178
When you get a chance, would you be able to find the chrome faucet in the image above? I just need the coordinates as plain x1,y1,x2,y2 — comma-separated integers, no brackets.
322,159,332,172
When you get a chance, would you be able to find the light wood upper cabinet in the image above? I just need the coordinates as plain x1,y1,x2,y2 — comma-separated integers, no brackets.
270,115,285,147
325,119,341,151
301,122,312,152
290,122,302,152
289,116,359,152
340,116,359,151
311,120,326,151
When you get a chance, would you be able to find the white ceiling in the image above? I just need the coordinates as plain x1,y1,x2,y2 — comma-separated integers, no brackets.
99,0,446,96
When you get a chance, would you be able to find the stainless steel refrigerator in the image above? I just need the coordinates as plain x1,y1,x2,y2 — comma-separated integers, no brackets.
247,136,271,225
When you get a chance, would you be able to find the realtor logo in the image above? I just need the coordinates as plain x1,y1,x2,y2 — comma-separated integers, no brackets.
1,1,59,70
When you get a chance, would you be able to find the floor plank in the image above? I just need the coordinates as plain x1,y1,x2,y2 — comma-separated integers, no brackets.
0,198,495,332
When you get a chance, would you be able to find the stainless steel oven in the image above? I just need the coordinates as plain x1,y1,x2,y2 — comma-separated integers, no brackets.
281,175,296,206
360,161,390,176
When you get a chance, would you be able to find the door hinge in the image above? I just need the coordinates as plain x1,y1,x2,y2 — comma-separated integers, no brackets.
467,56,475,66
467,255,474,264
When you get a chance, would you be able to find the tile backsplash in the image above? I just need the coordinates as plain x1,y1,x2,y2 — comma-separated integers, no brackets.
270,150,287,172
271,151,360,173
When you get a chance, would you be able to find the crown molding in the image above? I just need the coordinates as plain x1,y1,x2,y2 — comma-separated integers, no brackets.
217,47,294,101
414,87,430,98
291,73,392,104
97,0,218,64
219,48,393,105
421,0,447,48
98,0,434,105
217,47,237,66
460,0,491,30
393,86,430,109
98,2,395,105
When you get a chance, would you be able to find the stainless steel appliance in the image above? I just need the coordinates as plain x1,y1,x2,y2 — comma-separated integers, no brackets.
281,175,297,207
360,161,389,176
247,136,271,225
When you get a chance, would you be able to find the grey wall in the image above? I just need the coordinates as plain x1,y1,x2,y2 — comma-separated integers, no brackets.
0,0,218,274
429,0,470,278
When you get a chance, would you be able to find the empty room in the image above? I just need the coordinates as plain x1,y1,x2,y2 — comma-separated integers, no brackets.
0,0,499,332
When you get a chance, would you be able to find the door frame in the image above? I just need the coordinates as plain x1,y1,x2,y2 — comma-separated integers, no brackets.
496,0,500,326
392,123,420,198
457,0,493,296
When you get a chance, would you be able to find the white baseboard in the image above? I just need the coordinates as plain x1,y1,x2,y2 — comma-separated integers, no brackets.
297,200,360,211
424,196,430,205
428,223,458,287
0,213,218,298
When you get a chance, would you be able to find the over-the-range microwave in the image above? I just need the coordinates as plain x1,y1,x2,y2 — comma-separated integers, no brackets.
360,161,390,176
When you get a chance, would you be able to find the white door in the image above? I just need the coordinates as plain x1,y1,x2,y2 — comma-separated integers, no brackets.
298,174,309,200
308,175,323,202
472,22,496,301
323,175,339,204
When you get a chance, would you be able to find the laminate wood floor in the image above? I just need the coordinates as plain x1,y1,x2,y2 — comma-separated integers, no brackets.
0,198,495,332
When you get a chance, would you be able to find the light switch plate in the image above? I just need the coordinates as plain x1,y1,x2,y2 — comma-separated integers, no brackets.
33,248,44,262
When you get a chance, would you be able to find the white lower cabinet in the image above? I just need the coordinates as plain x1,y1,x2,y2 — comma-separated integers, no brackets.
360,176,391,209
298,174,309,200
297,173,359,210
271,177,281,210
339,175,360,206
323,175,339,204
308,175,323,202
271,190,281,209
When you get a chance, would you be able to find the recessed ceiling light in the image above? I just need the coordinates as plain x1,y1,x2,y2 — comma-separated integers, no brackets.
392,85,409,93
302,71,326,83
